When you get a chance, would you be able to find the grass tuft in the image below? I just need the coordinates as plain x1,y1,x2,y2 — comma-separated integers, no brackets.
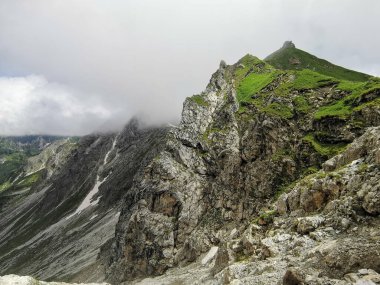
314,81,380,120
236,72,278,102
189,95,209,107
263,102,293,119
293,96,311,113
292,69,336,90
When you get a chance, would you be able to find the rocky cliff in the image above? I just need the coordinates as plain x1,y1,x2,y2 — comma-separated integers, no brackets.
0,42,379,285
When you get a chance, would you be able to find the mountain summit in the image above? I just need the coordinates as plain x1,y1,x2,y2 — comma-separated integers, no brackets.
265,41,371,82
282,40,296,49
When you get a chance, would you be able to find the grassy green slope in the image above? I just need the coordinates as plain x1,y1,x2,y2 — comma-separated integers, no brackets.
314,78,380,120
230,49,379,159
265,43,371,82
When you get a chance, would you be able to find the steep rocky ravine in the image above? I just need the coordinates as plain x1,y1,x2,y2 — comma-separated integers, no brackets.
0,43,379,285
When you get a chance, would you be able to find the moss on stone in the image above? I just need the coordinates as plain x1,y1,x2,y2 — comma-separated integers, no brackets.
237,72,278,103
256,210,277,225
314,80,380,120
189,95,209,107
234,54,274,82
16,169,44,189
358,163,368,173
202,126,227,143
354,97,380,111
303,134,347,157
271,148,295,162
293,96,311,113
337,80,365,91
263,102,294,119
314,100,352,120
292,69,337,90
303,166,319,176
0,181,11,193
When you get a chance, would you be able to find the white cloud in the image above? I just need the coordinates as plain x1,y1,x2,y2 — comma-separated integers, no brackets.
0,75,112,135
0,0,379,135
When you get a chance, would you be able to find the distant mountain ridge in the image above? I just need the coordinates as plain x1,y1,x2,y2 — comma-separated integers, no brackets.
0,135,67,155
0,135,70,195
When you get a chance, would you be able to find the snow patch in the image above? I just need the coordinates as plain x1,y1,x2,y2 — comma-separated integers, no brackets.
90,214,98,220
66,136,118,220
103,137,117,165
65,175,107,220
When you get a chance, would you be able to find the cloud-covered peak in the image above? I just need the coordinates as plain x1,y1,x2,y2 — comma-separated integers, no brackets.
0,0,379,135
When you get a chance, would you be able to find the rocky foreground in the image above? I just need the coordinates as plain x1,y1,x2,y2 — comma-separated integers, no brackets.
0,42,379,284
128,126,380,285
0,275,109,285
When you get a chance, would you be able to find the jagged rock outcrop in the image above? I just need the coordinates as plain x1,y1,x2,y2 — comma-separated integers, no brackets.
282,41,296,49
103,50,380,284
125,126,380,285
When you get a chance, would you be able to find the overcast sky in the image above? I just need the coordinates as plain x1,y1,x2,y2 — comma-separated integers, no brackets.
0,0,379,135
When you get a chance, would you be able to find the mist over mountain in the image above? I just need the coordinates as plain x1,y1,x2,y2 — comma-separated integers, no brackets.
0,0,379,135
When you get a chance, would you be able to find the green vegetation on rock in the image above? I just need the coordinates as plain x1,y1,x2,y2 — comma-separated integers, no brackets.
303,133,347,156
232,55,298,119
234,54,273,82
263,102,293,119
0,181,11,193
189,94,209,107
237,72,278,102
314,100,352,120
293,96,311,113
0,136,70,196
292,69,336,90
354,97,380,111
271,148,295,162
232,55,299,119
16,169,44,189
314,79,380,120
255,209,277,225
202,126,228,143
233,54,278,104
337,80,365,91
0,152,26,185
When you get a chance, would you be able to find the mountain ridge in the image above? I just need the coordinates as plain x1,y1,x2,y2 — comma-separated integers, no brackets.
0,43,379,285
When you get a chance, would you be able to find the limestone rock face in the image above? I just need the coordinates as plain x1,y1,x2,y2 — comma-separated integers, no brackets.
102,54,380,284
